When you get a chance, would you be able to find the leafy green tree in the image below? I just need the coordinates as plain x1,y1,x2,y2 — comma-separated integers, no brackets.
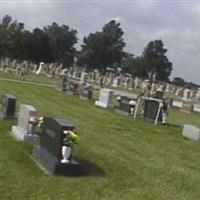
79,20,125,73
44,23,77,66
29,28,52,63
122,53,147,78
172,77,185,87
142,40,173,81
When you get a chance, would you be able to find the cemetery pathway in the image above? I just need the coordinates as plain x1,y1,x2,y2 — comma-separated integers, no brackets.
0,78,55,88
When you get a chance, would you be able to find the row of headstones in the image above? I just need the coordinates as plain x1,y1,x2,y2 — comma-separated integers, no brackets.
56,75,93,101
94,89,200,141
95,88,167,125
0,58,65,78
1,94,81,176
172,100,200,113
1,58,200,101
66,67,200,101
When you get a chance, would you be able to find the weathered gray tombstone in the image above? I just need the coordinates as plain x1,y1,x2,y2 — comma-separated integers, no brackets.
79,85,93,101
95,88,113,108
0,94,16,119
56,75,67,91
195,88,200,100
12,104,39,142
80,72,88,84
33,117,81,176
67,82,79,96
182,125,200,141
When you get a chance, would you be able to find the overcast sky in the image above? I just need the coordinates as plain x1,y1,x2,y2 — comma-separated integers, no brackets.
1,0,200,84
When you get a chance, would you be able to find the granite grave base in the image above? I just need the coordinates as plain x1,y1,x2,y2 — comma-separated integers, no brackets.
33,145,82,176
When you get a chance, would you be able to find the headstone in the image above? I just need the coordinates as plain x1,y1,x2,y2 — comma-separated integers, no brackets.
79,85,93,101
12,104,39,142
165,83,170,93
56,75,67,91
0,94,16,119
195,88,200,100
112,77,119,88
182,89,191,102
172,100,183,108
67,83,79,96
80,72,88,84
115,96,136,116
33,117,81,176
143,98,162,123
134,77,139,89
193,104,200,113
95,88,113,108
182,125,200,141
36,62,44,75
180,103,193,114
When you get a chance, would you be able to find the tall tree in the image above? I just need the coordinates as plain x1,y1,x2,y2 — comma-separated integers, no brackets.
30,28,52,63
44,23,77,66
122,53,147,78
79,20,125,73
142,40,173,81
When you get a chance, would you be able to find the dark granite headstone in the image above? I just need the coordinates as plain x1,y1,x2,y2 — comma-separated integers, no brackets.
0,94,16,119
115,96,131,116
143,98,162,122
33,117,81,176
115,96,136,116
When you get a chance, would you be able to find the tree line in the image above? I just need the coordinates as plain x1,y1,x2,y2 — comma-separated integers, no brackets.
0,15,173,81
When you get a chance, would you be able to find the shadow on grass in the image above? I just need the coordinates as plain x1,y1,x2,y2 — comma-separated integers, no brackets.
56,159,106,178
78,159,106,177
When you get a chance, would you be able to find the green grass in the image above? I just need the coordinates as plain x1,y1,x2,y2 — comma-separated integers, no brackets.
1,76,200,200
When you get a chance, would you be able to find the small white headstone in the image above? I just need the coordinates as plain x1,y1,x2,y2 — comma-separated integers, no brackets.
193,104,200,113
172,101,183,108
95,88,113,108
182,124,200,141
36,62,44,75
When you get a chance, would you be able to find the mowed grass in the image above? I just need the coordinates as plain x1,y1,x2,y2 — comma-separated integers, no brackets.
1,78,200,200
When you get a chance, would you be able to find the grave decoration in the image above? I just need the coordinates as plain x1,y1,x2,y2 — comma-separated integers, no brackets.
33,117,81,176
12,104,39,142
0,94,16,119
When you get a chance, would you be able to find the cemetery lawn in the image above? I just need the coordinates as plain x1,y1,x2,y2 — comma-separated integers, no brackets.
1,79,200,200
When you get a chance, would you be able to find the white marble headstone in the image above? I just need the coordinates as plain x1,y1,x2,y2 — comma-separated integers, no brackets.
182,124,200,141
172,101,183,108
95,88,113,108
